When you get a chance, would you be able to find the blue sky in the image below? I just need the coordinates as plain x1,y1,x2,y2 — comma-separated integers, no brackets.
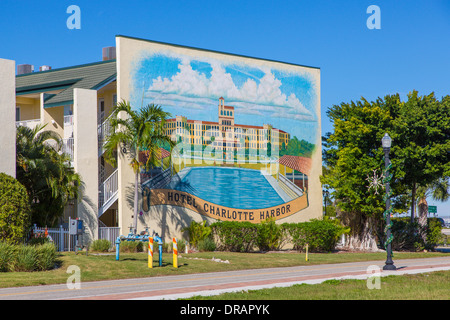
1,0,448,216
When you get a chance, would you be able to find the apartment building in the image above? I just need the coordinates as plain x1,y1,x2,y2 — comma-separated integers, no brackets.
9,49,119,243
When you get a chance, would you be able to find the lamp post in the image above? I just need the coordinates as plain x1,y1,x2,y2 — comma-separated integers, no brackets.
323,189,329,216
382,133,396,271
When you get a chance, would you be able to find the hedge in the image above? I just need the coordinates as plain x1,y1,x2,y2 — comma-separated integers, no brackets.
0,242,57,272
210,218,348,253
211,221,259,252
0,173,31,244
391,217,444,251
282,219,348,252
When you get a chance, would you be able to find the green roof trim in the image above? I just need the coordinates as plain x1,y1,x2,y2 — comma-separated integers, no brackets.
16,79,82,96
44,100,73,109
16,60,116,108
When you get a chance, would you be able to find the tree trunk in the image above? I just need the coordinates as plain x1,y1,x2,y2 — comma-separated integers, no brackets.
411,183,416,223
133,170,139,234
417,197,428,244
338,211,381,252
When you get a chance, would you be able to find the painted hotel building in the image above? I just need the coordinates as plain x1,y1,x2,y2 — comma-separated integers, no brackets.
164,97,290,155
0,35,322,244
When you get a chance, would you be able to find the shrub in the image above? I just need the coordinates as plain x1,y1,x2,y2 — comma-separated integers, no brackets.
197,237,216,252
391,218,422,251
35,243,57,271
283,218,348,252
427,218,444,249
182,220,211,248
211,221,258,252
0,242,15,272
0,242,57,272
391,218,443,251
90,239,112,252
14,245,38,272
256,218,288,251
120,241,144,253
0,173,31,244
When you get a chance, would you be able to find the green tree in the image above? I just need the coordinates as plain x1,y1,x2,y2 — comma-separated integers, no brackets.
322,97,391,250
103,100,174,233
0,173,31,244
322,91,450,250
390,92,450,222
16,125,82,227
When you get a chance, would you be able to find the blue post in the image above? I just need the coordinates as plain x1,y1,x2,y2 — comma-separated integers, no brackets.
154,234,163,267
115,237,121,261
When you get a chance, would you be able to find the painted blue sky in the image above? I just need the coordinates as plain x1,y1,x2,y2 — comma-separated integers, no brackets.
131,53,319,143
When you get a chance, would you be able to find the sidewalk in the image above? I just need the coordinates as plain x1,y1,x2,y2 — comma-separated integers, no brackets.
129,260,450,300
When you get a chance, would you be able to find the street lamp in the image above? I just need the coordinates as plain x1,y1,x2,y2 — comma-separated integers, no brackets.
323,189,329,216
382,133,396,271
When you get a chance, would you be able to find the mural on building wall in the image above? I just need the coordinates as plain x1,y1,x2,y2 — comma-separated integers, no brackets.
128,40,320,223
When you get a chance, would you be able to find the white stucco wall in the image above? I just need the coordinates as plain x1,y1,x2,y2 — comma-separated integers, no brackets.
0,59,16,178
73,88,99,243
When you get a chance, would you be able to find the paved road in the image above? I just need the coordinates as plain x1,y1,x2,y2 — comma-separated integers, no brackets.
0,257,448,300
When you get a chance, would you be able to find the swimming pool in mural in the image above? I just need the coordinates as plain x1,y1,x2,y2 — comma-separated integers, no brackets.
172,167,284,210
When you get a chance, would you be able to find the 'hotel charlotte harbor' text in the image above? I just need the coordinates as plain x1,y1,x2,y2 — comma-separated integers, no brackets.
148,190,294,222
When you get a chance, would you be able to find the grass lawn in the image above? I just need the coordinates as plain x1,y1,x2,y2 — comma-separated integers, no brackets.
186,270,450,300
0,250,448,289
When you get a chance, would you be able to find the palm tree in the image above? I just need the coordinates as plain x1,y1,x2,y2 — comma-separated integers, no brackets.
103,100,174,234
416,177,449,242
16,124,83,227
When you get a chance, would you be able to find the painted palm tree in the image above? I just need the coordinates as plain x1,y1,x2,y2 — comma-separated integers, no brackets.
103,100,174,234
16,124,83,227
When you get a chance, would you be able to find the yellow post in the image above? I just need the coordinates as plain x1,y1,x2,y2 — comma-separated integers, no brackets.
148,237,153,269
173,237,178,268
305,243,309,262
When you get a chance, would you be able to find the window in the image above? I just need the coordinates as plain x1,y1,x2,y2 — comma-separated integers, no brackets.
16,107,20,121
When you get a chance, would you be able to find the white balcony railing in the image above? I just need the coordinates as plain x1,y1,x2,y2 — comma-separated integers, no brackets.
64,115,74,139
16,118,41,129
98,114,113,150
62,138,74,162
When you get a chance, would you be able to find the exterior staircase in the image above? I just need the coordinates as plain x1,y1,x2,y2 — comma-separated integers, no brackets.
98,168,118,217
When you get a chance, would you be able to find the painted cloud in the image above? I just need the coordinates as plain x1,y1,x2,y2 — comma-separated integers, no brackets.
143,57,316,122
